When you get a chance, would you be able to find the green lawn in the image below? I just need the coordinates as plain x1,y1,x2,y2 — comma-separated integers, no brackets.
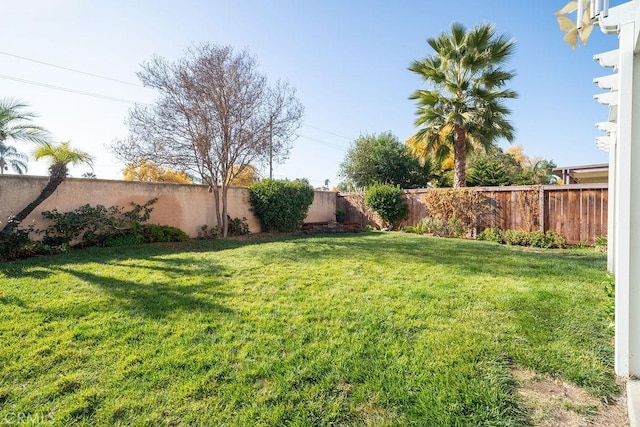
0,233,615,426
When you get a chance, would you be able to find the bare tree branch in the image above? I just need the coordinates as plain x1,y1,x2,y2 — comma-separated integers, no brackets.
111,44,304,236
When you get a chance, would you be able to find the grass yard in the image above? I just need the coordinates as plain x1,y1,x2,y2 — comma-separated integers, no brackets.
0,232,615,426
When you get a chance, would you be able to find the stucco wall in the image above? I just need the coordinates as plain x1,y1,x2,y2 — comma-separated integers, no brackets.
0,176,337,237
305,190,337,223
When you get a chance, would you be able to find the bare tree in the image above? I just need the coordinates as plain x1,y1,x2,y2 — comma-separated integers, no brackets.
112,44,303,236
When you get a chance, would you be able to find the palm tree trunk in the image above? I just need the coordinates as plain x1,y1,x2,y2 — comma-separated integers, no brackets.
1,164,66,235
453,125,467,188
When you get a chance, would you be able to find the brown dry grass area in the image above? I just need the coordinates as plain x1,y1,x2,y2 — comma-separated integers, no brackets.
513,368,628,426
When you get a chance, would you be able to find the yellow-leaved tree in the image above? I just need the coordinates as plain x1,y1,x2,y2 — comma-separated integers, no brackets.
123,160,191,184
228,164,258,187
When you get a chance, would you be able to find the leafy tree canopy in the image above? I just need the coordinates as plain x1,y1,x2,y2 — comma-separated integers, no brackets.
467,145,557,187
123,160,192,184
228,164,258,187
338,132,435,190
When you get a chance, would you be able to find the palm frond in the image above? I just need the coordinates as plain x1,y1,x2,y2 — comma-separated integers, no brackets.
0,98,50,145
410,22,517,187
34,141,94,170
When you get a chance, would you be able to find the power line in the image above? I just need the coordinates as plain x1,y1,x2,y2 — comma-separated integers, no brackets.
0,73,354,148
305,123,352,140
298,134,347,152
0,73,144,104
0,50,145,88
0,50,359,146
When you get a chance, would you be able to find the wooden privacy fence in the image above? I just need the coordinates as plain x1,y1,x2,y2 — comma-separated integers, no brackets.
337,184,608,244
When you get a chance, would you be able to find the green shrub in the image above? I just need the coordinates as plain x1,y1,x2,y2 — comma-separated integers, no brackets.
414,221,427,235
528,230,551,248
446,216,464,238
545,231,567,249
527,230,567,249
403,225,416,234
419,215,464,238
0,224,59,262
249,179,315,232
41,204,124,246
503,229,530,246
403,223,427,235
104,233,143,247
595,235,608,253
139,224,189,243
0,229,35,261
228,217,250,236
40,199,157,247
604,275,615,332
103,225,189,247
364,184,408,229
421,216,446,237
198,224,220,239
481,228,567,249
478,227,504,243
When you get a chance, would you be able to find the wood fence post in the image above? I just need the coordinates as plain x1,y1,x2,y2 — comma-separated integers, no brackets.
539,186,546,232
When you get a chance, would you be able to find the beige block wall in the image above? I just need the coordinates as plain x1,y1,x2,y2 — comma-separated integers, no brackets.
0,176,336,237
305,190,337,223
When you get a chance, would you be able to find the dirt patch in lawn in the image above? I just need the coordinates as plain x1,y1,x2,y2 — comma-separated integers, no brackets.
512,368,628,426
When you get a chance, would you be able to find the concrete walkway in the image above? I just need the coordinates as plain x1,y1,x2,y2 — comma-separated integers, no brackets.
629,380,640,426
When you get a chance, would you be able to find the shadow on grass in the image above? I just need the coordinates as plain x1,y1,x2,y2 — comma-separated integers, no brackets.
0,240,240,318
53,265,234,319
252,232,607,281
0,234,299,279
0,294,26,307
0,231,607,285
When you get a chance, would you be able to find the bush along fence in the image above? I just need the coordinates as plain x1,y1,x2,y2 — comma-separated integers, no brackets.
337,183,608,244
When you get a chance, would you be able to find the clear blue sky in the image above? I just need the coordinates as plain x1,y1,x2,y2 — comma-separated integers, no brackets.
1,1,623,187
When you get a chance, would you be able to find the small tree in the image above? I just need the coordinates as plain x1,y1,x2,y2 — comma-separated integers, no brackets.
249,179,314,232
1,141,93,235
466,147,523,187
409,23,517,188
364,184,408,229
339,132,434,189
112,44,303,237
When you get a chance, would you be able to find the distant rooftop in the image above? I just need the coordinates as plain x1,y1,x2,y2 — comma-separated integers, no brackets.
552,163,609,185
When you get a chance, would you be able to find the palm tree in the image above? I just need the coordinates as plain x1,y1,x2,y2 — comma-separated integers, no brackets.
0,142,28,174
409,23,518,188
0,98,49,146
1,141,93,235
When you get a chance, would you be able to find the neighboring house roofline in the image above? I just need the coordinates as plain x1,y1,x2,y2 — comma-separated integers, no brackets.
552,163,609,185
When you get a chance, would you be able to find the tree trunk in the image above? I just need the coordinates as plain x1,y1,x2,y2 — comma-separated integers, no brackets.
453,125,467,188
221,184,229,238
1,163,66,235
210,184,223,235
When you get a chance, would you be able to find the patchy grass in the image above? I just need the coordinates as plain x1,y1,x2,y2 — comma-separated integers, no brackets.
0,233,615,425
